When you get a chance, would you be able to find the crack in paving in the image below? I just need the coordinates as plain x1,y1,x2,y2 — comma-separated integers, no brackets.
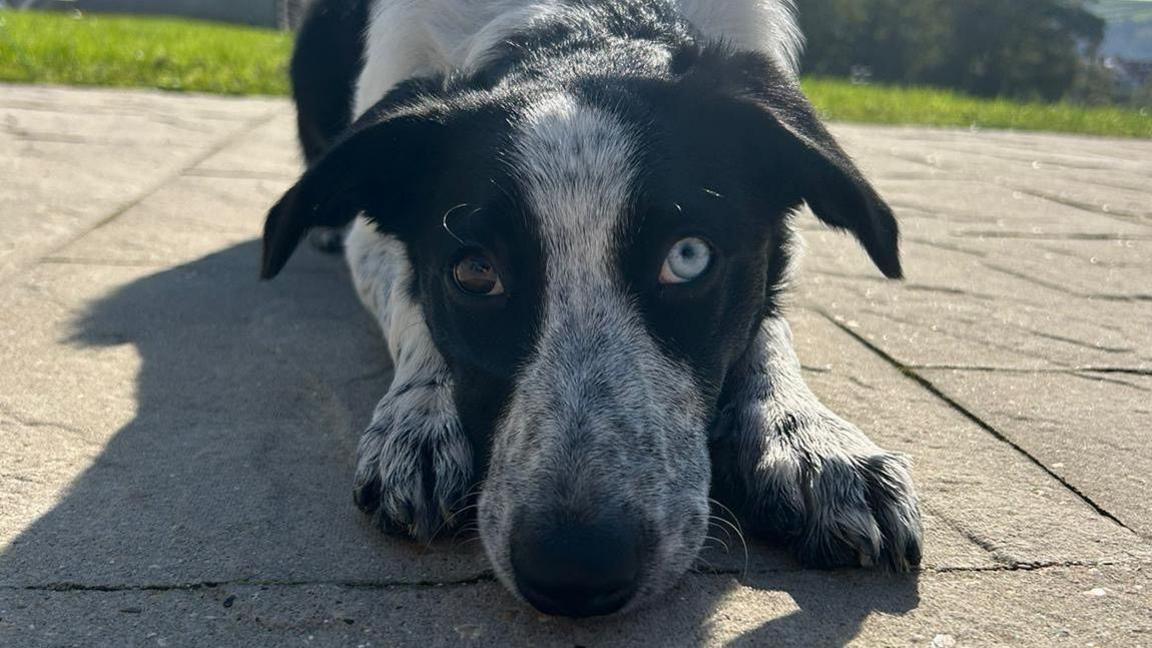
852,306,1076,368
902,236,988,257
952,230,1152,242
820,311,1136,535
1070,372,1152,393
183,168,298,182
0,404,92,440
38,257,176,269
982,261,1152,303
1028,329,1134,354
807,270,1004,302
917,502,1017,567
908,365,1152,376
1008,186,1152,226
0,97,278,122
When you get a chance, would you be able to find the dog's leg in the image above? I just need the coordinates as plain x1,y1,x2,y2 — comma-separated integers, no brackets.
345,218,473,541
712,316,923,570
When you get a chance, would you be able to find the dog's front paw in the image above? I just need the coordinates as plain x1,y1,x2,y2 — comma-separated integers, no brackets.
738,412,923,571
352,383,473,542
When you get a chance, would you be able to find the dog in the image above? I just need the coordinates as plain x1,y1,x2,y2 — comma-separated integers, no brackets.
262,0,922,618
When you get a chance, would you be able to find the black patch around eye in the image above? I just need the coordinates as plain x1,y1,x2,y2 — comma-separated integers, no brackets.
609,102,793,403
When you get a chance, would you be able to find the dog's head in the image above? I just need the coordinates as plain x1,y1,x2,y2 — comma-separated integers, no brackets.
263,47,899,617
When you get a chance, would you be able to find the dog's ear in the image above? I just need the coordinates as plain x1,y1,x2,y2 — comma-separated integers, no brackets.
261,115,446,279
746,96,902,279
682,49,902,279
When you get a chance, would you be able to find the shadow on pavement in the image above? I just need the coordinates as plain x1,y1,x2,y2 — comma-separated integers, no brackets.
0,240,919,645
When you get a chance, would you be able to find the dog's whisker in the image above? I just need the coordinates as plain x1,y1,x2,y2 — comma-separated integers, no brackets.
704,525,732,547
703,534,731,554
453,534,485,549
707,515,736,545
708,498,743,527
424,499,482,549
421,481,487,551
448,520,482,545
707,500,750,578
692,552,717,575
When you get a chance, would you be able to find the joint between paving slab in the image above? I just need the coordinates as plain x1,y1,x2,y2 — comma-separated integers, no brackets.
4,560,1146,596
818,310,1138,536
4,573,498,594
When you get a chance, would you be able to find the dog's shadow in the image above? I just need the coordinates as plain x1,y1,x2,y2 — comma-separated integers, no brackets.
0,240,918,645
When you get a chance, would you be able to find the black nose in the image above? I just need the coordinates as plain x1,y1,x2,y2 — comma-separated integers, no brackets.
510,510,643,617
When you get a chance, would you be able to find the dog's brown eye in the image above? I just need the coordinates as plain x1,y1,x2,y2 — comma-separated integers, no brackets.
453,252,505,296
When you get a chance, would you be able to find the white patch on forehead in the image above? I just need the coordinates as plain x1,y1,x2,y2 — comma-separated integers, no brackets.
513,93,639,273
485,92,710,607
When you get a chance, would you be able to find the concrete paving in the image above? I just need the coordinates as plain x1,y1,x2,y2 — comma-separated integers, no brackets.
0,84,1149,646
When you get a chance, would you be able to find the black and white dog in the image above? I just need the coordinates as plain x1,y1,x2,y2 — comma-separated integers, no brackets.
263,0,922,618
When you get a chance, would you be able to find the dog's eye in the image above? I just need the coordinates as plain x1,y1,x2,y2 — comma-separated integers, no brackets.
453,252,505,296
659,237,712,285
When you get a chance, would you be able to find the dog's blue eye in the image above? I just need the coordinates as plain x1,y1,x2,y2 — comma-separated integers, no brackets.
659,237,712,285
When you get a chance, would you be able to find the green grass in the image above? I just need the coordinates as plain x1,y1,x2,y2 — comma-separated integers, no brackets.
0,10,291,95
803,79,1152,139
2,10,1150,138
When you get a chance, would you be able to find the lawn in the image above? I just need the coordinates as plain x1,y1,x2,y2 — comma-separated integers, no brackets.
0,10,291,95
802,79,1152,139
1,10,1149,138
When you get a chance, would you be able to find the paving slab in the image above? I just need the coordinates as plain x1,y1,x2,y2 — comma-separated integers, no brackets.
52,175,293,268
789,310,1149,568
0,255,485,587
191,111,304,180
919,369,1152,537
0,85,288,281
1,85,1150,645
804,124,1152,558
795,233,1152,371
0,85,285,122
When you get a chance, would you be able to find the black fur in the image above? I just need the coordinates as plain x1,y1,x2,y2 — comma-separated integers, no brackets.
290,0,370,164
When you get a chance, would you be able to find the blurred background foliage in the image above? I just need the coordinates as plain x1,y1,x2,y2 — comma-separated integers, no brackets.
797,0,1151,106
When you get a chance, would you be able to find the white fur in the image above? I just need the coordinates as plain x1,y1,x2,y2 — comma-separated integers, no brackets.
353,0,802,117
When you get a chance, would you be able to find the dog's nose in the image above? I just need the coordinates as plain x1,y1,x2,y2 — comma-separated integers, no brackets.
510,511,643,617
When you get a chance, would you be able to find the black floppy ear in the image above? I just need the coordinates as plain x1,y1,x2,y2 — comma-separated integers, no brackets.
689,49,903,278
260,115,445,279
759,104,903,279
